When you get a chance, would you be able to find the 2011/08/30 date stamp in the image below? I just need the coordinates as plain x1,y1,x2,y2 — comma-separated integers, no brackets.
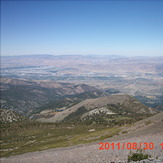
99,142,163,150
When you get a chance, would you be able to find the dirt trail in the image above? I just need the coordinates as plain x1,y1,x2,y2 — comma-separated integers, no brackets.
1,113,163,163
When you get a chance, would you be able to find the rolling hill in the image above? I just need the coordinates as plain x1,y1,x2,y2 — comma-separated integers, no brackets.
36,94,157,124
0,78,102,115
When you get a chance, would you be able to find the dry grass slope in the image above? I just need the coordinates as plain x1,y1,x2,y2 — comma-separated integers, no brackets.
37,94,156,123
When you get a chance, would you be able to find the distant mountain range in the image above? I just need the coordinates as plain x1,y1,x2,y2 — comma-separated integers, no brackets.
0,78,159,121
0,78,105,115
1,55,163,112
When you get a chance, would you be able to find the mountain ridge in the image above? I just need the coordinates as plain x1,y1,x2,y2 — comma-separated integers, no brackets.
0,78,101,115
36,94,157,123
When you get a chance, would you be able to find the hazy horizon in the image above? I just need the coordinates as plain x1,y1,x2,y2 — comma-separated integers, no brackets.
1,53,163,58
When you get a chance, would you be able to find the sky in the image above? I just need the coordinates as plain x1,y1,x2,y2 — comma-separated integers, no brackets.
1,0,163,56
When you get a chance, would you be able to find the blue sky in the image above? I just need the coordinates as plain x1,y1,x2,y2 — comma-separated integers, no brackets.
1,0,163,56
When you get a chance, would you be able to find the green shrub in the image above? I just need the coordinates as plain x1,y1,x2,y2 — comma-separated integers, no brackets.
145,120,152,125
121,130,128,134
128,149,150,162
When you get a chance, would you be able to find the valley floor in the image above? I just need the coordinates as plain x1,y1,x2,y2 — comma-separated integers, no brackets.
1,113,163,163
